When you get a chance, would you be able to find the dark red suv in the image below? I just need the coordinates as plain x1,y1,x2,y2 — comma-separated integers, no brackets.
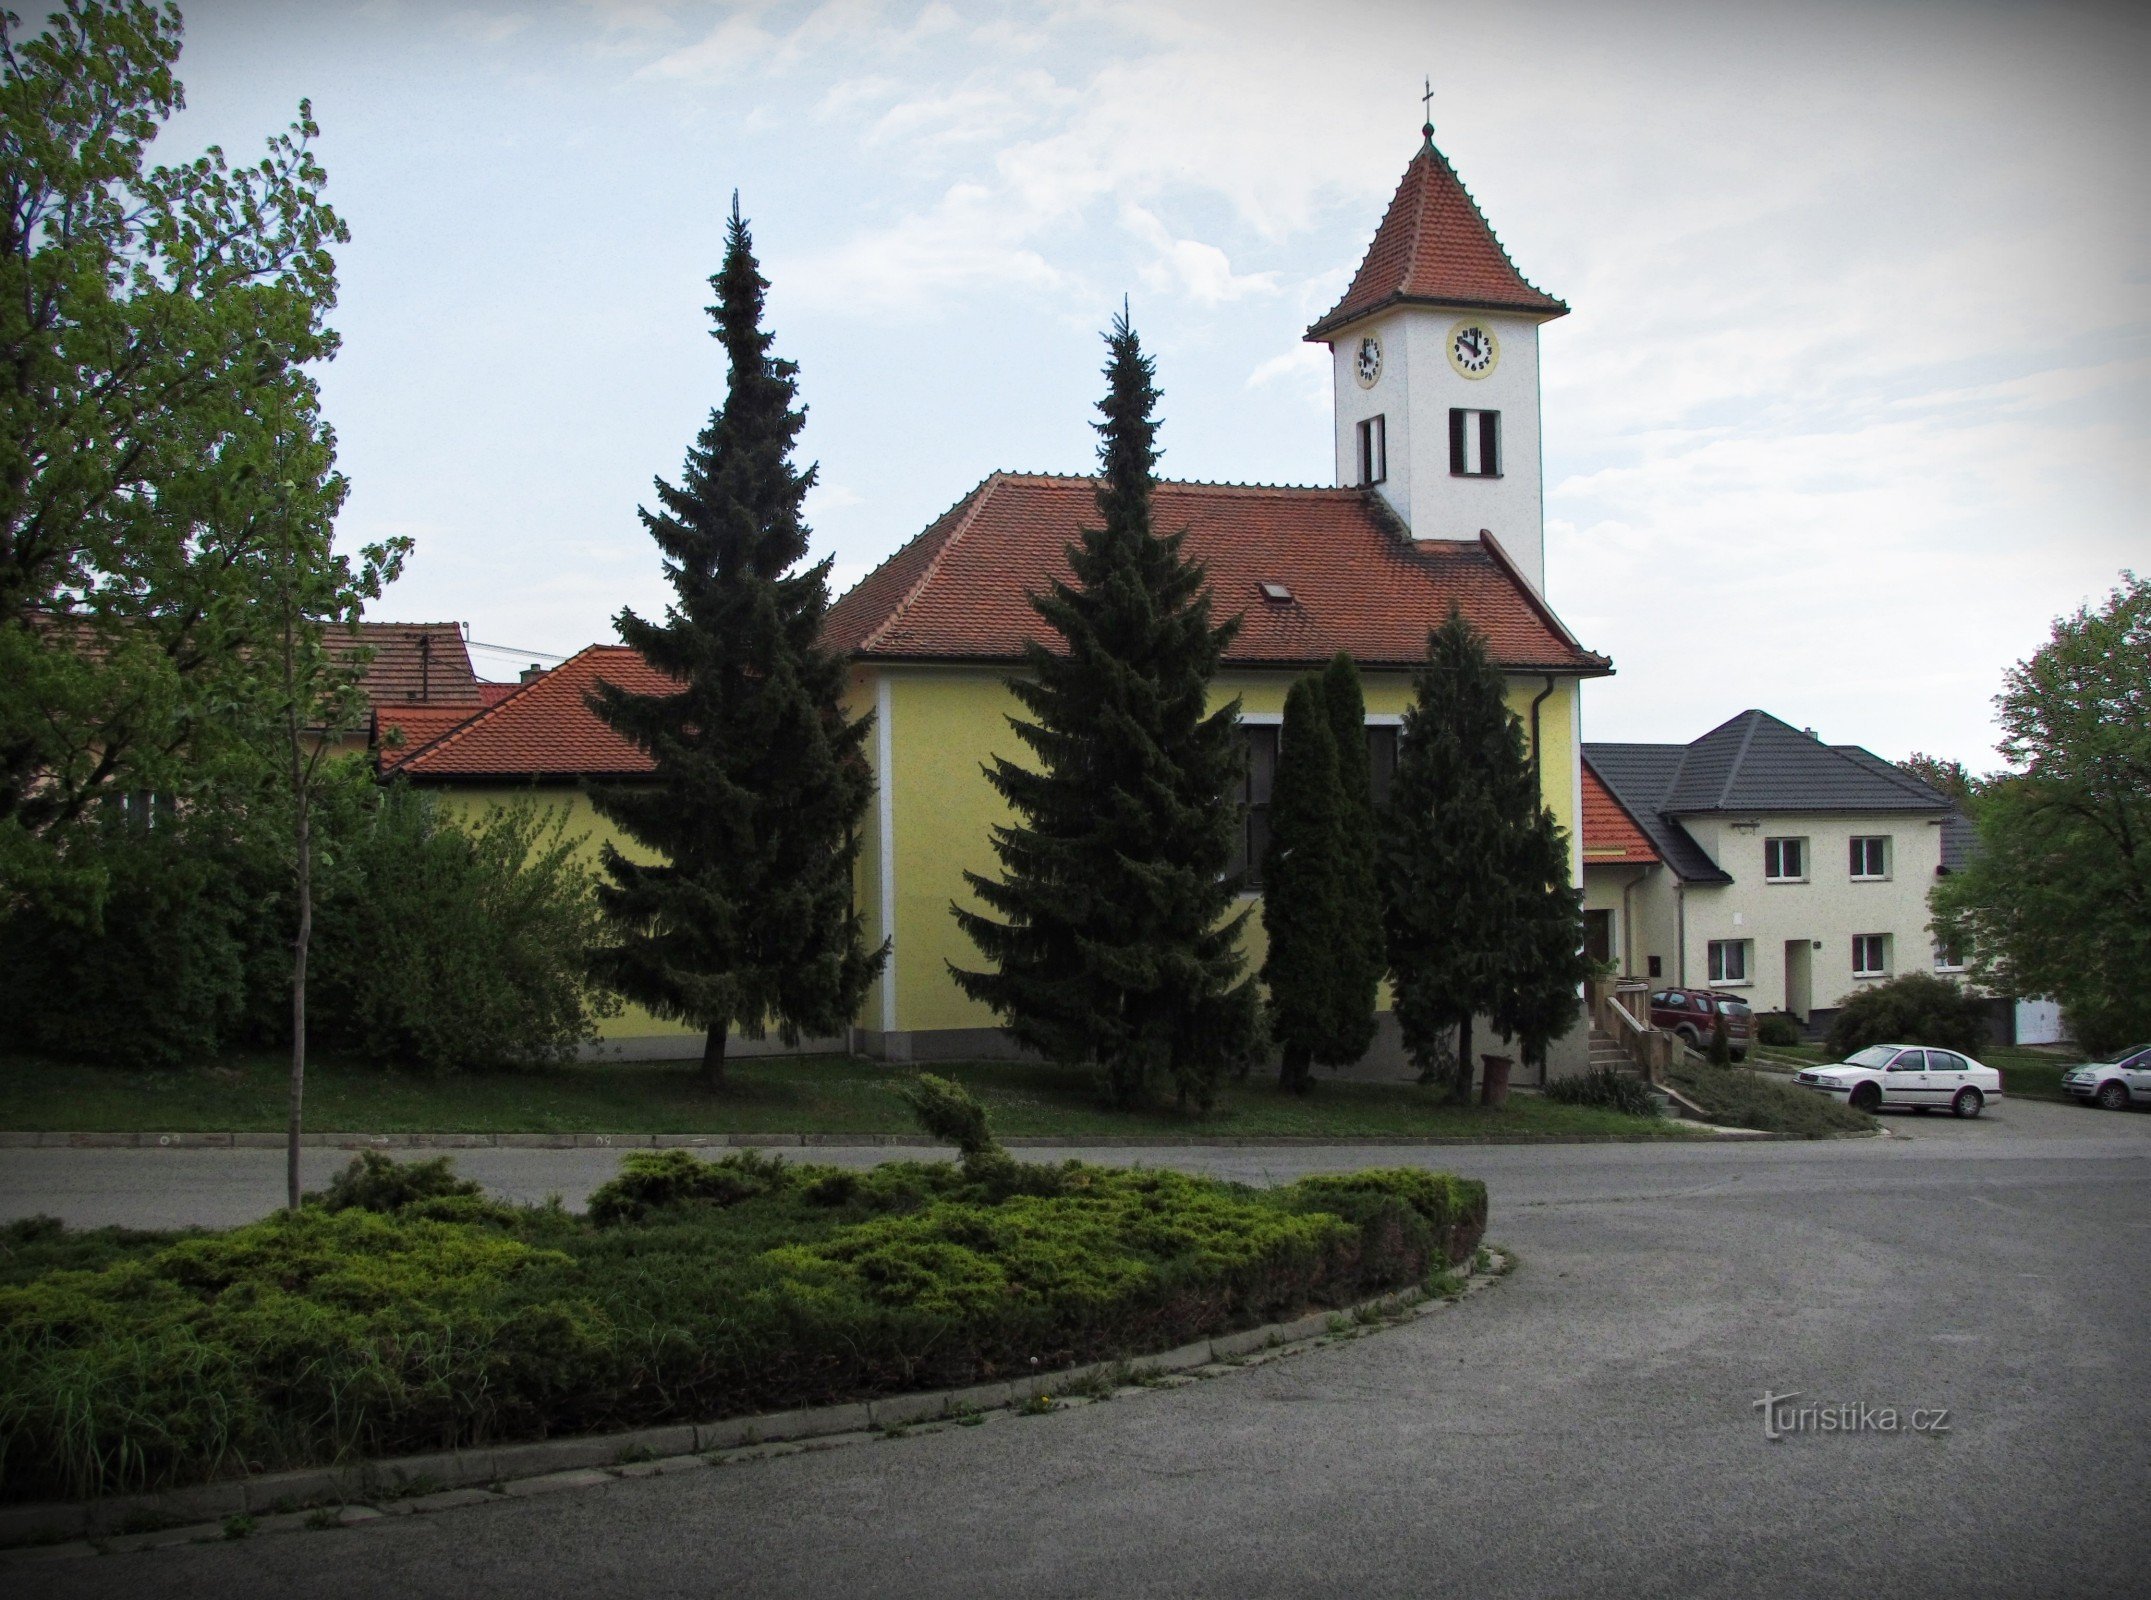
1649,988,1752,1059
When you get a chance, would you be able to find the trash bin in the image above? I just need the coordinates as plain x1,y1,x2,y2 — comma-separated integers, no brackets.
1480,1054,1513,1108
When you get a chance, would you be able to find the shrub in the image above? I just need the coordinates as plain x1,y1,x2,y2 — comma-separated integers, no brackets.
1544,1068,1660,1119
1824,972,1989,1058
1755,1013,1801,1048
311,1152,483,1214
584,1148,795,1226
0,1156,1485,1502
896,1073,996,1159
310,786,618,1071
1706,1008,1732,1066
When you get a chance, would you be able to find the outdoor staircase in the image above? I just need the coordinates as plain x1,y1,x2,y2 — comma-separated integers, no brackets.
1589,1026,1638,1078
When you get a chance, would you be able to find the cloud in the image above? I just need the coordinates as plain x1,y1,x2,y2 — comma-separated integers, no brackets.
1121,204,1278,304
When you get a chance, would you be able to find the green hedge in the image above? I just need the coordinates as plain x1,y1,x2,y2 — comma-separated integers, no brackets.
0,1153,1485,1503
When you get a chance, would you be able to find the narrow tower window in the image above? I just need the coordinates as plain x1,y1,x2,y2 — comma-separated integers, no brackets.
1449,409,1501,478
1356,415,1387,486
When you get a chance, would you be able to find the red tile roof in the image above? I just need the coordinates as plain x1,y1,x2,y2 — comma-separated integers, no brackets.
328,622,483,708
1306,138,1566,340
395,646,675,779
376,705,486,770
825,474,1607,674
1582,760,1660,865
478,681,520,705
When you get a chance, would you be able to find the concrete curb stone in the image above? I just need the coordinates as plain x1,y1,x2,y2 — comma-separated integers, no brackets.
0,1128,1747,1149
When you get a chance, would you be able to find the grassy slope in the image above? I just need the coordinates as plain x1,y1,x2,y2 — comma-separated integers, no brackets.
1663,1058,1876,1136
0,1052,1695,1140
1755,1041,2081,1103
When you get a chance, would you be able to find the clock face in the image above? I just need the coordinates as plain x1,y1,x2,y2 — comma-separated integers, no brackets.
1447,321,1499,379
1354,335,1382,388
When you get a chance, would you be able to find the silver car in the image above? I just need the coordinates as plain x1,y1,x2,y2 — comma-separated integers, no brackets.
2061,1045,2151,1110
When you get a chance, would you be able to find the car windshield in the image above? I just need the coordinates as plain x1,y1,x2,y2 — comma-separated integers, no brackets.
2098,1044,2151,1064
1845,1046,1897,1069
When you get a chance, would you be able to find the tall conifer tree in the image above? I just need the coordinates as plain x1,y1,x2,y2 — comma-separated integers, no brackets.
1494,801,1588,1079
1261,676,1347,1094
1320,652,1384,1065
587,199,883,1089
952,310,1258,1110
1382,608,1536,1101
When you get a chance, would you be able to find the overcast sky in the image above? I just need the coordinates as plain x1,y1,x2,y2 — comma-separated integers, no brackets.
159,0,2147,767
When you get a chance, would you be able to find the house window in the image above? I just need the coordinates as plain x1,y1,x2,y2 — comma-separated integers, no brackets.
1647,955,1663,978
1230,724,1279,889
1933,940,1965,972
1852,933,1890,979
1448,409,1500,477
1763,837,1806,882
1356,415,1387,486
1849,836,1890,880
1707,939,1749,985
1366,724,1399,809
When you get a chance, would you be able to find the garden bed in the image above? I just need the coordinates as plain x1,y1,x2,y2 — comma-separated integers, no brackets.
0,1149,1486,1505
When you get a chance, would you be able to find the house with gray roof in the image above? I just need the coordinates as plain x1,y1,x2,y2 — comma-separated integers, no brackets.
1581,710,1964,1030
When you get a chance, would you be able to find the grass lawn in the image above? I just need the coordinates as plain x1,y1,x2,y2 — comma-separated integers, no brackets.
0,1051,1697,1140
1755,1040,2084,1103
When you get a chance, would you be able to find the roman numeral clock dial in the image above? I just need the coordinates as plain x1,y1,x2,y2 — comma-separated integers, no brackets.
1447,320,1499,378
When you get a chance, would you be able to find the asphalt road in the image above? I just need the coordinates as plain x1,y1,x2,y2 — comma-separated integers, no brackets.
12,1098,2151,1599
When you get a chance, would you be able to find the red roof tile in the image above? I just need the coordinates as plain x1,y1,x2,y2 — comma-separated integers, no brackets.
825,474,1606,674
1582,760,1660,865
1307,138,1565,340
376,705,486,770
328,622,483,708
477,682,520,705
396,646,675,779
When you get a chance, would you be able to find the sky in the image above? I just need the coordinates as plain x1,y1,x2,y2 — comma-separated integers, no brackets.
152,0,2148,767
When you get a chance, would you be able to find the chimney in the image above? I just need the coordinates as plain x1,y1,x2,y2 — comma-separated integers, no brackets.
520,663,545,684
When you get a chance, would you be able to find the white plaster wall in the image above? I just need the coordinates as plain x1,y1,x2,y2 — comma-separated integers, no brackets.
1635,813,1953,1013
1327,309,1549,593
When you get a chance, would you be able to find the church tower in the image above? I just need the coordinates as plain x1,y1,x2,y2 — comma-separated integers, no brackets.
1306,119,1566,595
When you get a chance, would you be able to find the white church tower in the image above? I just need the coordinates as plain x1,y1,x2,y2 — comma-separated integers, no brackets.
1306,117,1566,595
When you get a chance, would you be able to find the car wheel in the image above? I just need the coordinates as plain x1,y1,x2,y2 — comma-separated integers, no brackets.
1849,1082,1882,1113
1676,1026,1700,1048
1951,1087,1984,1119
2096,1080,2130,1111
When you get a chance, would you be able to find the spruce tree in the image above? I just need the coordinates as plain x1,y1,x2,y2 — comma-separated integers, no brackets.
587,199,884,1089
1494,800,1588,1080
1320,652,1384,1066
951,310,1258,1111
1382,608,1535,1102
1261,676,1348,1094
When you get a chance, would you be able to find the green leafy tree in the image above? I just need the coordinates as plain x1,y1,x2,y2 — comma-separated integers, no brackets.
953,309,1258,1111
1931,573,2151,1051
1261,676,1347,1094
0,1,362,900
1898,752,1982,806
1382,609,1536,1102
1320,652,1384,1065
586,199,883,1089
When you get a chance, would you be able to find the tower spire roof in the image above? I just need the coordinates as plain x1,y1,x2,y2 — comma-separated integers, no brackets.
1306,136,1566,341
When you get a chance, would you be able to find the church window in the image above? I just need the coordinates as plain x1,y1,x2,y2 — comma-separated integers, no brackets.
1229,724,1279,889
1356,415,1387,486
1449,409,1501,477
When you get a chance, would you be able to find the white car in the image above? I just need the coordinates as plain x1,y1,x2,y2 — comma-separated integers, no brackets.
1795,1044,2004,1118
2060,1044,2151,1110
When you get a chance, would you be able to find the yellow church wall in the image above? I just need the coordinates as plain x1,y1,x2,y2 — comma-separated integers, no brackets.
861,662,1586,1040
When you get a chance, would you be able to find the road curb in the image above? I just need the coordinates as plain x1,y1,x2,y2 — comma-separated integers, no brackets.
0,1128,1761,1150
0,1251,1513,1557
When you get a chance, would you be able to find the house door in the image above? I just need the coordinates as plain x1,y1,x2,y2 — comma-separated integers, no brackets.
1584,910,1614,968
1784,940,1812,1023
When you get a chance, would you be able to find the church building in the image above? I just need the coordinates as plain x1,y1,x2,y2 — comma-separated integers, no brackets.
394,121,1612,1079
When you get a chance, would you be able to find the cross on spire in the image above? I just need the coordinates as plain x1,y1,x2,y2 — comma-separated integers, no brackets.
1421,76,1435,142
